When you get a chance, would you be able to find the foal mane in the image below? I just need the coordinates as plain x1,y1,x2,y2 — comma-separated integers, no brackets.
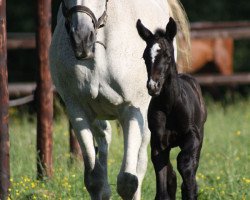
154,29,166,39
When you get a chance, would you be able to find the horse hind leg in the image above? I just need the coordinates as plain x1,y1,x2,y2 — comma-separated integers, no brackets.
92,120,112,200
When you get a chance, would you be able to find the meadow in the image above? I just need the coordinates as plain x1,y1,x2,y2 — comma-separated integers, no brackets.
8,97,250,200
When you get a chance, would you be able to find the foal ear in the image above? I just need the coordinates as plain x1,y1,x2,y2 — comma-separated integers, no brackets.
136,19,153,43
165,17,177,41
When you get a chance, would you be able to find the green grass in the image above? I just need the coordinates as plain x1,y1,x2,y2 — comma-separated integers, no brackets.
8,98,250,200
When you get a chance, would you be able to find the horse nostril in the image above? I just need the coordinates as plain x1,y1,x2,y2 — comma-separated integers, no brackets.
156,82,160,89
71,26,76,33
89,31,94,43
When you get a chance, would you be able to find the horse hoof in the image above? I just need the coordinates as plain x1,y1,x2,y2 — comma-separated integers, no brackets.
102,184,111,200
117,172,138,199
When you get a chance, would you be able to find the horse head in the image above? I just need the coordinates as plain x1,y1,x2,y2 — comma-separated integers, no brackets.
136,17,177,96
62,0,107,59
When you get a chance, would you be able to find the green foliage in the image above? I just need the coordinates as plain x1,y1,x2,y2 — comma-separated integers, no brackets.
181,0,250,22
8,98,250,199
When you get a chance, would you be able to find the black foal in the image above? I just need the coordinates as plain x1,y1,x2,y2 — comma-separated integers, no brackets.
136,17,207,200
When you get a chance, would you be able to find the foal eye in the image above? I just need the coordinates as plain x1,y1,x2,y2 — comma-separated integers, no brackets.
166,57,171,62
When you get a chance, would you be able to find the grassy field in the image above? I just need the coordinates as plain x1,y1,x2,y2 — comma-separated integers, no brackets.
8,97,250,200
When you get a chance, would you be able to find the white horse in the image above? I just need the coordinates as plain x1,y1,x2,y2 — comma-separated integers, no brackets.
49,0,190,199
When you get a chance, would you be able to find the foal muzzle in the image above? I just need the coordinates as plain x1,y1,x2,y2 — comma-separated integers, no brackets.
147,79,161,96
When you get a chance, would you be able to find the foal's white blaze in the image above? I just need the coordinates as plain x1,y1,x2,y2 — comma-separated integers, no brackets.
151,43,161,64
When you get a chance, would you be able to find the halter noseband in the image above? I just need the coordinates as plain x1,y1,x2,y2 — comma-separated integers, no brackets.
62,0,108,31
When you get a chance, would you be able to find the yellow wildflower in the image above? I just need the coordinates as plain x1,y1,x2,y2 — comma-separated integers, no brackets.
235,130,241,136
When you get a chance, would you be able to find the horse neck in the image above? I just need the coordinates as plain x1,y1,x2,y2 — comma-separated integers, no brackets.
160,61,180,107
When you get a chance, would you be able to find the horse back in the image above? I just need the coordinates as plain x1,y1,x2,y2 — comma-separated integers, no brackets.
178,73,207,124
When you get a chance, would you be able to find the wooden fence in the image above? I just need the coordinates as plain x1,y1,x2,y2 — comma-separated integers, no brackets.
0,0,53,198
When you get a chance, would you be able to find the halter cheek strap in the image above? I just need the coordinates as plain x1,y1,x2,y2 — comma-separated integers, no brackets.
62,1,108,30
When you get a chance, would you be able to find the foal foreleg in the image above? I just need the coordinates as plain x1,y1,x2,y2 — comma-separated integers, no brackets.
177,132,202,200
151,146,175,200
149,111,176,200
167,160,177,200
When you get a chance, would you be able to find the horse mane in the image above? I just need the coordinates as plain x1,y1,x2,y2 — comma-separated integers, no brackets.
155,29,166,38
167,0,191,72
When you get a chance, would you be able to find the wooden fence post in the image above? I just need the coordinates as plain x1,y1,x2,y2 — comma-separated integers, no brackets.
36,0,53,179
0,0,10,198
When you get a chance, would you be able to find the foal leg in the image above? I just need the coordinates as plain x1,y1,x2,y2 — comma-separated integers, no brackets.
117,106,144,200
177,129,202,200
149,110,176,200
167,160,177,200
66,103,105,200
93,120,112,200
151,146,176,200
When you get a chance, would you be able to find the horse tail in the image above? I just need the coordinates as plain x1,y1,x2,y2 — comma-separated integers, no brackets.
167,0,191,72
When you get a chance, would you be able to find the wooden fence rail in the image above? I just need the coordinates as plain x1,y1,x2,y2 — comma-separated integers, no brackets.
7,73,250,98
195,73,250,86
7,33,36,49
6,21,250,49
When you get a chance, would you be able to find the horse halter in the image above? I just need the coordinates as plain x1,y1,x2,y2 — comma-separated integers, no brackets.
62,0,108,32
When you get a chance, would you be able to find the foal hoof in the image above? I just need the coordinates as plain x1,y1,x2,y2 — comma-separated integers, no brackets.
102,184,111,200
117,172,138,200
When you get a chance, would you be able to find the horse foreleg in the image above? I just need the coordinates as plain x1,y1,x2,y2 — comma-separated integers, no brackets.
66,104,105,200
117,106,144,200
214,38,233,75
93,120,112,200
134,123,150,200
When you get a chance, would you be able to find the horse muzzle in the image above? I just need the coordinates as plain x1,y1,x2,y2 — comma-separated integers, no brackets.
69,24,96,60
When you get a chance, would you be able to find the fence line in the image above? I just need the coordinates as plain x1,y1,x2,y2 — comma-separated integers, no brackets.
7,21,250,48
7,73,250,99
195,73,250,86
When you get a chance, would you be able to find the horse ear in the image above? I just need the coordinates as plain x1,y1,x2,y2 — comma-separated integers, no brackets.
136,19,153,43
165,17,177,41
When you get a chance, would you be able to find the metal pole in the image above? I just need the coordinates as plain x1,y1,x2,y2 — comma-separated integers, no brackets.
0,0,10,198
36,0,53,179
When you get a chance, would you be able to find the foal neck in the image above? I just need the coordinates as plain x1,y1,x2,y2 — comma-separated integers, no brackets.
161,61,180,106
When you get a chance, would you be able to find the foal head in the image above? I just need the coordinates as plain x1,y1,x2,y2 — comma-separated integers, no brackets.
136,17,177,96
62,0,107,59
